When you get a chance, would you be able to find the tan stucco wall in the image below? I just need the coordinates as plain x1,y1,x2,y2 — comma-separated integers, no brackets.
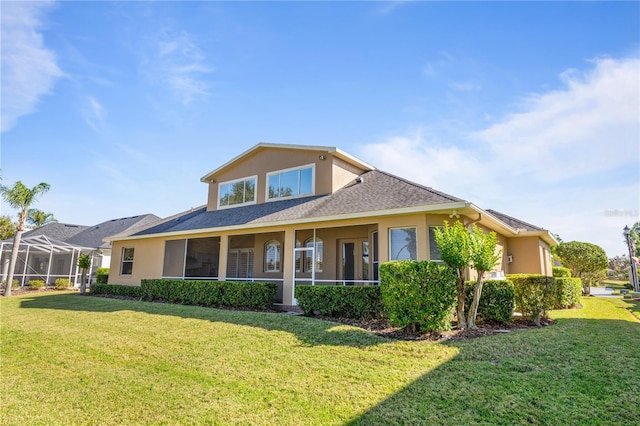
205,148,367,211
505,236,552,276
108,238,165,285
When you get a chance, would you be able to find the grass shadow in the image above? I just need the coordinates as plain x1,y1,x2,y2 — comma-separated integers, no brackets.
348,314,640,424
16,292,386,348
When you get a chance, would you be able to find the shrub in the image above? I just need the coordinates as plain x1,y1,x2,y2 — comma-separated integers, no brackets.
464,279,515,324
54,278,71,289
295,285,383,319
554,277,582,309
2,279,20,289
96,268,109,284
140,279,277,310
553,267,572,278
380,261,457,332
507,274,555,326
91,283,143,298
28,279,45,290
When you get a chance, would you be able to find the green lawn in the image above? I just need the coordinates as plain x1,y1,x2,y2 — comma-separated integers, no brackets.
1,293,638,425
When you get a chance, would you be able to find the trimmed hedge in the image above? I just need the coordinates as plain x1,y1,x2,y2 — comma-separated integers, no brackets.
91,283,143,298
140,279,277,310
507,274,555,326
54,278,71,289
380,260,457,332
464,279,515,324
96,268,109,284
28,279,45,289
295,285,383,319
553,267,572,278
554,277,582,309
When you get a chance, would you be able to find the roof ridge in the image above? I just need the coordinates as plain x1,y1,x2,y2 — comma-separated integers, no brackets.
486,209,543,231
373,170,463,202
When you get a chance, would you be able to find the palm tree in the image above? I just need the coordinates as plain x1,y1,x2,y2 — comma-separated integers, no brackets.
0,181,51,296
77,254,92,295
26,209,57,228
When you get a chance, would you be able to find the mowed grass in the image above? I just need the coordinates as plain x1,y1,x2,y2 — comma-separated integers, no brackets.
1,293,638,425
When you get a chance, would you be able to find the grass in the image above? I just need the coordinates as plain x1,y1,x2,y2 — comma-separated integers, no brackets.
1,292,638,425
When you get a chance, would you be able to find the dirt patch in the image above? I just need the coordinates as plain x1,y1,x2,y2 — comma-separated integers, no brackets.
325,316,556,342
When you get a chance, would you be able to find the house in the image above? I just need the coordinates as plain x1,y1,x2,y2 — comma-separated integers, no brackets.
0,214,159,287
105,143,557,305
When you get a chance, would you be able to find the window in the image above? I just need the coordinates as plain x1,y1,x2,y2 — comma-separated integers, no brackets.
264,240,281,272
372,231,379,281
267,165,313,200
428,227,443,261
303,237,323,272
121,247,134,275
295,240,301,272
389,228,417,261
218,176,256,208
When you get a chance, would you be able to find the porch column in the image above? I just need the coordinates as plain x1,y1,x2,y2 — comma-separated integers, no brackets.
21,244,30,287
46,248,53,286
282,227,295,305
218,235,228,281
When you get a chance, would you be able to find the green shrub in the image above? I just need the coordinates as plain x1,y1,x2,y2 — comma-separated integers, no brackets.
28,279,45,290
464,279,515,324
96,268,109,284
91,283,143,298
554,277,582,309
2,279,20,289
380,261,457,332
507,274,555,326
54,278,71,289
140,279,277,310
295,285,383,319
553,267,572,278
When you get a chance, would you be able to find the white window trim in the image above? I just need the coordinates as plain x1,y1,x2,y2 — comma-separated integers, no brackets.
388,227,418,261
121,247,134,276
217,175,258,210
265,163,315,202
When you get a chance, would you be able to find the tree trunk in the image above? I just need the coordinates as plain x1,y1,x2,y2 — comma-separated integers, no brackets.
456,267,467,330
467,274,484,330
80,268,87,294
3,230,23,297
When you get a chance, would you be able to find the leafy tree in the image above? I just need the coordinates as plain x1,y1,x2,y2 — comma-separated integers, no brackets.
433,221,471,329
26,209,57,228
0,215,16,240
609,255,630,279
0,181,51,296
467,226,502,329
555,241,608,294
627,222,640,257
78,253,92,295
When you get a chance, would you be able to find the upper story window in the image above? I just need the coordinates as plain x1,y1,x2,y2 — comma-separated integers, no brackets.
218,176,257,209
267,164,314,200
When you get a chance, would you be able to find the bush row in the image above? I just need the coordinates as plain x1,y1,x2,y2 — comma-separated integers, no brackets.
552,267,572,278
464,279,515,324
96,268,109,284
295,285,383,319
92,280,278,309
380,261,457,332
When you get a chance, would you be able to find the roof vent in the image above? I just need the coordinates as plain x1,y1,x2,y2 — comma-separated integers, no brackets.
355,176,363,183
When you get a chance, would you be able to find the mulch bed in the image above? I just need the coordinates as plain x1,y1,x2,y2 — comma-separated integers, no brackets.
326,316,556,342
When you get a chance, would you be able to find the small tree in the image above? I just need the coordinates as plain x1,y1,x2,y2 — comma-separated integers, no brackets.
0,215,16,240
26,209,57,228
467,225,502,329
0,181,51,297
78,254,92,295
556,241,608,294
433,221,471,329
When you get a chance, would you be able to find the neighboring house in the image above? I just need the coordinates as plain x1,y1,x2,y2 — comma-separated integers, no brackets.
0,214,159,287
105,143,557,306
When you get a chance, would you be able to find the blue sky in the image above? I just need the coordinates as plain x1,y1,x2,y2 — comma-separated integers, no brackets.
1,1,638,257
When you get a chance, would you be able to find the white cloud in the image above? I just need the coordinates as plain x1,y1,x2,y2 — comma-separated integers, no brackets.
1,1,62,133
360,56,640,257
83,96,106,132
147,30,214,105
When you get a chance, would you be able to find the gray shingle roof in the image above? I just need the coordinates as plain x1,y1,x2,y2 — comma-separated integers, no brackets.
486,209,544,231
134,170,462,236
66,214,160,248
20,223,88,242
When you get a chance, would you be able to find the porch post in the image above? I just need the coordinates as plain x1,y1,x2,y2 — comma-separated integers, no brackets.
46,246,53,287
21,244,30,287
283,227,295,305
218,235,228,281
68,249,76,286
